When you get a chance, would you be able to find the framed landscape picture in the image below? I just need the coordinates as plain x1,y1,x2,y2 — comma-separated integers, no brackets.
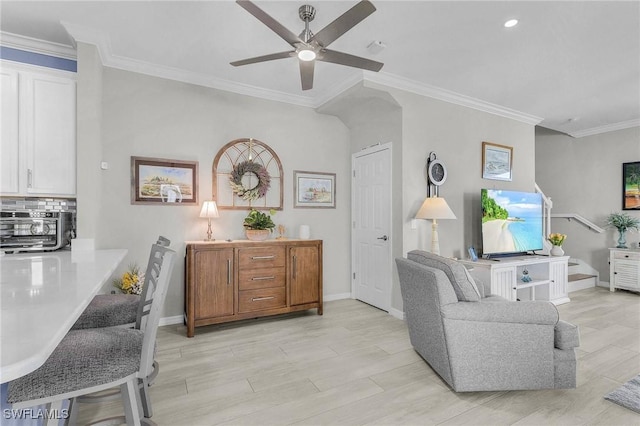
482,141,513,181
293,170,336,208
623,161,640,210
131,156,198,205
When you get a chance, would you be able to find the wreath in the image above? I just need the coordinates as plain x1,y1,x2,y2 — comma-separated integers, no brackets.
229,161,271,201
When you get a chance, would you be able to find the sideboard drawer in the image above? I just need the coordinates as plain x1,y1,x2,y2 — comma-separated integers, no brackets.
614,251,640,261
238,287,286,313
239,268,286,290
238,246,285,269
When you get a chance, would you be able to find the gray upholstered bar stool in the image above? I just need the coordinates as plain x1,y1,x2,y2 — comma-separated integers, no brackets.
7,241,176,426
72,236,170,330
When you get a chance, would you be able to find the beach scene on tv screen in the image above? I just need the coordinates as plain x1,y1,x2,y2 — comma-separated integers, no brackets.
482,189,543,254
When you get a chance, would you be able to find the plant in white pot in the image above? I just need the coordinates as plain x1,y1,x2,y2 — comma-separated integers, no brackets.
243,209,276,241
606,212,640,248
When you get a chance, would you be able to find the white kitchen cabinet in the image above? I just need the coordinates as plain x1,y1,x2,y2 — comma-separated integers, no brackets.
460,255,570,305
0,61,76,196
609,248,640,292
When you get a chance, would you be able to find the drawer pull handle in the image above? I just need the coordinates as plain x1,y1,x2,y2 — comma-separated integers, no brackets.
227,259,232,285
251,276,275,281
252,255,275,260
252,296,275,302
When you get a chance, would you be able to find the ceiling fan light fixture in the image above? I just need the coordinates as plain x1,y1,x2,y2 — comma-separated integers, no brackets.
504,19,519,28
298,49,316,61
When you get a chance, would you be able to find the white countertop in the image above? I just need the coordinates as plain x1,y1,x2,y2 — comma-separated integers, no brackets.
0,249,127,383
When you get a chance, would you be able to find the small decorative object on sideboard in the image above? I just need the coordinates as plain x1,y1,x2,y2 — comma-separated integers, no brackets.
606,212,640,249
548,233,567,256
521,268,532,283
243,209,276,241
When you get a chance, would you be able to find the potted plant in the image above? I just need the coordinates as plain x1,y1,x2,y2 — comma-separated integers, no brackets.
606,212,640,248
243,209,276,241
548,233,567,256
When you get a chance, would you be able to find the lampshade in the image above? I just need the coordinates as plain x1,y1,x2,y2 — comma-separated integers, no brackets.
199,201,219,218
415,197,456,220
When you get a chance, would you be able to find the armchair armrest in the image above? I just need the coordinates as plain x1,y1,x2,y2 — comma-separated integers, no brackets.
441,301,559,325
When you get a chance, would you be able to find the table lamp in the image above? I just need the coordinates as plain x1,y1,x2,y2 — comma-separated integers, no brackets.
415,196,456,255
199,201,219,241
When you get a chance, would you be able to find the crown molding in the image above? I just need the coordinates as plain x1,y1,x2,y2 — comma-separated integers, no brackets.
568,119,640,138
61,23,544,126
0,31,76,60
362,71,543,126
62,22,317,108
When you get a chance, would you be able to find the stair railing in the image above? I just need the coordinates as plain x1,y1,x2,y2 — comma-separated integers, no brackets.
550,213,605,233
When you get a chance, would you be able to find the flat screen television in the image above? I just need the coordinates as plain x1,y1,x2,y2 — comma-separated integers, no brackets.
481,189,544,256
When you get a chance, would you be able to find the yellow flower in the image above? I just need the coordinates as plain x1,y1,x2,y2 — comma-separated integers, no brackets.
548,233,567,246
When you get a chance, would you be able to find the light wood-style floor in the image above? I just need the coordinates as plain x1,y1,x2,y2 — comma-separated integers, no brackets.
80,287,640,425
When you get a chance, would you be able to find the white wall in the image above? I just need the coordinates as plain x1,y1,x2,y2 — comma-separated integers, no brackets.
535,126,640,280
77,55,352,318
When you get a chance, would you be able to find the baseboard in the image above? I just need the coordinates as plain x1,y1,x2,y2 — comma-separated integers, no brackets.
159,315,183,326
324,292,353,302
389,307,406,321
597,281,610,289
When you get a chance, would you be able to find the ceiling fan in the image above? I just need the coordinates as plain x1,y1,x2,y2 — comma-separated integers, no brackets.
231,0,384,91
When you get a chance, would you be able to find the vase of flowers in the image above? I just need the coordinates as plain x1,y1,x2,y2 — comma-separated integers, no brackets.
606,212,640,248
243,209,276,241
113,263,145,295
548,233,567,256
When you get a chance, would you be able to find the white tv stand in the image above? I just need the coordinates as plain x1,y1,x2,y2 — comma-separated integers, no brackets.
459,255,570,305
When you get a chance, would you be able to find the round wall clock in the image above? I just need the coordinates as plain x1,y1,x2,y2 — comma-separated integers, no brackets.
427,152,447,186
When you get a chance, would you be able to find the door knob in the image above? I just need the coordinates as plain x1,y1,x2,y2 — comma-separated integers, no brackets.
377,235,388,241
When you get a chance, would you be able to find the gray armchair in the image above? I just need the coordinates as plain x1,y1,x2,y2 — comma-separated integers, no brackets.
396,250,579,392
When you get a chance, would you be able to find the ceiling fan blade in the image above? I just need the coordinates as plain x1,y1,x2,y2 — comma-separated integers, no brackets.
236,0,303,47
230,51,295,67
299,59,315,91
310,0,376,48
318,49,383,72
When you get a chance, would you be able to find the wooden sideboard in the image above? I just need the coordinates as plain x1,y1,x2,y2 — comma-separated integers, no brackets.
184,239,323,337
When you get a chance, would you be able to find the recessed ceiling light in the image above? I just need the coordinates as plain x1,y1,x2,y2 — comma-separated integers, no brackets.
504,19,519,28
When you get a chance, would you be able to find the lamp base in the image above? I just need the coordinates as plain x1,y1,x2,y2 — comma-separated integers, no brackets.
204,219,214,241
431,219,440,255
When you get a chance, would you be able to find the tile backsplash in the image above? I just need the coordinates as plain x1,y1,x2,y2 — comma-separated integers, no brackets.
1,197,77,212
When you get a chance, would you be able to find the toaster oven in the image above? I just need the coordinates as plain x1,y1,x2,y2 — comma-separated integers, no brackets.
0,211,74,253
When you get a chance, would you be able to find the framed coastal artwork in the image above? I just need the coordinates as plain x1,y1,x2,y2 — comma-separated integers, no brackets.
293,170,336,208
131,156,198,205
482,142,513,181
623,161,640,210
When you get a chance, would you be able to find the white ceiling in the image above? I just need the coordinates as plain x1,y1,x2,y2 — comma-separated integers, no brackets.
2,1,639,137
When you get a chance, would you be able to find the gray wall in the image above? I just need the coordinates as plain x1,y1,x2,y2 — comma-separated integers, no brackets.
76,46,539,319
76,43,103,240
318,81,537,313
535,126,640,281
384,85,536,262
77,51,352,319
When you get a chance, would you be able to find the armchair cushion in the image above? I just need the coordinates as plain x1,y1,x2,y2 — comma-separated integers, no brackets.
554,320,580,349
408,250,480,301
441,300,559,325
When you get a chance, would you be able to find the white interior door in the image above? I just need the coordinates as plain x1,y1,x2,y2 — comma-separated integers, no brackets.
352,143,392,311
